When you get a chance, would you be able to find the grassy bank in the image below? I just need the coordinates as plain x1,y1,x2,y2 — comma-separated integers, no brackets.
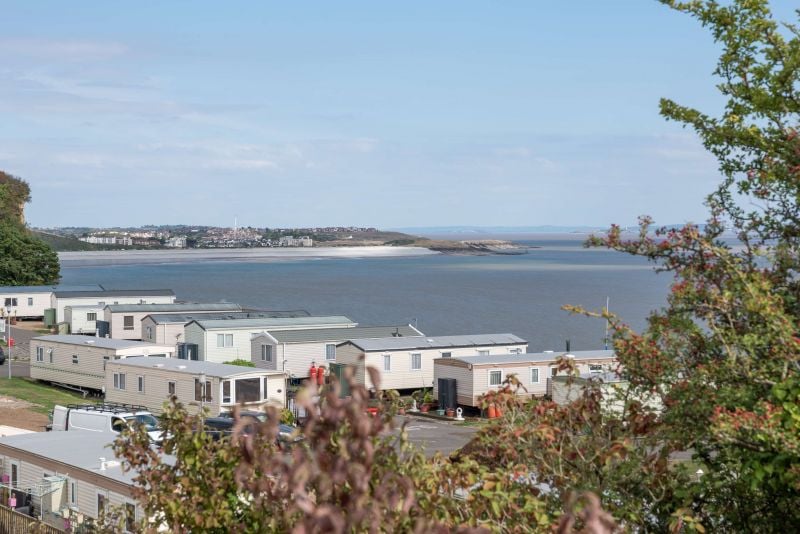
0,378,86,415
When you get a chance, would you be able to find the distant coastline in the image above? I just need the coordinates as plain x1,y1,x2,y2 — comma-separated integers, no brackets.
58,246,440,267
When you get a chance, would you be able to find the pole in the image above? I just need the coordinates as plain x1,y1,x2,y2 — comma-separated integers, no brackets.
604,296,610,351
6,306,11,380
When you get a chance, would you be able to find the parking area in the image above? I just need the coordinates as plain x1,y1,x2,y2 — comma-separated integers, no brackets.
394,415,480,456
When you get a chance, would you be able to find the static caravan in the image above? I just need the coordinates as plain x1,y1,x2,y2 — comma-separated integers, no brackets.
64,304,104,335
51,289,176,323
29,335,175,393
432,350,618,407
103,302,243,340
184,316,357,364
336,333,528,392
0,284,102,320
551,371,660,415
0,431,141,531
141,309,311,345
105,357,287,416
251,324,424,379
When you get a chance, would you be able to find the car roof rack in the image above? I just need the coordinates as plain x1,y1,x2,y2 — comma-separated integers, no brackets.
65,402,150,414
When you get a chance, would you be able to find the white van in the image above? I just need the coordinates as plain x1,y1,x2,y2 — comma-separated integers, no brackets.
50,403,163,443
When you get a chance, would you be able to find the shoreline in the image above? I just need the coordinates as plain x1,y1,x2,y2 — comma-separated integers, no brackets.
58,246,440,267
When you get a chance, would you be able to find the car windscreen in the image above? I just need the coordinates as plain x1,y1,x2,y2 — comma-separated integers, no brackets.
125,414,159,431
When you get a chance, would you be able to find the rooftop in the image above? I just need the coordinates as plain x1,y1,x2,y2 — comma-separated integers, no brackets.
448,350,616,366
0,431,141,486
53,289,175,298
343,333,527,352
191,315,356,330
146,310,311,325
33,334,172,350
110,356,286,378
104,302,242,313
258,324,423,343
0,284,103,294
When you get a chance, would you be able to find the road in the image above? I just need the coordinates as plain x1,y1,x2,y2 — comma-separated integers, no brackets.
395,415,479,456
1,323,36,378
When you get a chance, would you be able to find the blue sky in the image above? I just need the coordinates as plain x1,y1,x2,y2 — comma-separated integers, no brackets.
0,1,771,228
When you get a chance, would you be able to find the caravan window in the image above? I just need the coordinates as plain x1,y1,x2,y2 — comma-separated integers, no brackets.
235,378,261,403
261,345,272,362
123,316,134,330
325,344,336,361
489,370,503,386
530,368,540,384
114,372,126,390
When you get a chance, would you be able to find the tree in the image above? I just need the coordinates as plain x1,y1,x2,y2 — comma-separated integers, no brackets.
461,1,800,531
0,171,60,285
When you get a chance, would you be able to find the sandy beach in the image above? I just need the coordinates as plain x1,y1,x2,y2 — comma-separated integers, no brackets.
58,246,439,267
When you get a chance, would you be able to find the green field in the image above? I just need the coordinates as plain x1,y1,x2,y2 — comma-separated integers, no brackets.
0,378,87,415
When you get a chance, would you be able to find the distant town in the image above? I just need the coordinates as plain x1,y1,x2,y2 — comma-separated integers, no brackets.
34,225,403,250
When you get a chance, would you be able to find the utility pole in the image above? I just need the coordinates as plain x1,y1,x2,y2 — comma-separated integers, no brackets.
604,296,610,350
5,305,12,379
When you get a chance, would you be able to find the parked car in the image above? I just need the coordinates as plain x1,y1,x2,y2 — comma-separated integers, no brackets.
50,403,163,443
207,411,299,443
0,346,5,365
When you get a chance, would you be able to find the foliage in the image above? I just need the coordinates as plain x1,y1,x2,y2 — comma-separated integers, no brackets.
543,0,800,530
0,170,31,223
0,171,60,285
222,358,256,367
279,407,294,425
461,1,800,530
460,365,683,531
108,371,596,533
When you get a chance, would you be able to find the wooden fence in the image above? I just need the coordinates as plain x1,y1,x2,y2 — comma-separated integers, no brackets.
0,504,63,534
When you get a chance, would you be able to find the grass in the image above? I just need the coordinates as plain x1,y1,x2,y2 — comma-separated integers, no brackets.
453,420,489,427
0,378,87,415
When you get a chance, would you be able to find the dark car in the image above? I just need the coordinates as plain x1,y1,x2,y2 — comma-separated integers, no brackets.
0,346,5,365
204,413,299,443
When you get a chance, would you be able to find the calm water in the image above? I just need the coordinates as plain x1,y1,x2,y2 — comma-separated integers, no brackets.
59,237,670,352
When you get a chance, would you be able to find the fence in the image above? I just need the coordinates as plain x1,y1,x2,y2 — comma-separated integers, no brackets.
0,504,63,534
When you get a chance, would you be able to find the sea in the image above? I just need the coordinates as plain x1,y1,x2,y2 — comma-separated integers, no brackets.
58,234,671,352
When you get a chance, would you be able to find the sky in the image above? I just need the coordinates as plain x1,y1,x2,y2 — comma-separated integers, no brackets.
0,1,782,229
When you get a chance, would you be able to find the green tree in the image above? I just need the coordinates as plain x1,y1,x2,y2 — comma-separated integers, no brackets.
463,1,800,531
0,172,60,285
